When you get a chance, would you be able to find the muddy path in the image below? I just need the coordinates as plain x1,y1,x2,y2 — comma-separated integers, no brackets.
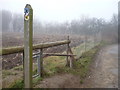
35,74,81,88
81,44,118,88
35,44,118,88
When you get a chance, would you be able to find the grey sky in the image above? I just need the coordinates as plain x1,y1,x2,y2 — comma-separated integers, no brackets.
0,0,119,23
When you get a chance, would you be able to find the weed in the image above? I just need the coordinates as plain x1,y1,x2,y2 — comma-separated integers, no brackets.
9,79,24,88
80,79,83,84
2,70,18,78
14,66,23,71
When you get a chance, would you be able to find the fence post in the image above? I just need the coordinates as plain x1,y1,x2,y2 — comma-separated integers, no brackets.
68,47,75,68
66,36,69,66
84,35,87,52
37,49,43,77
93,32,95,47
69,55,73,68
40,49,43,77
24,4,33,88
37,50,40,77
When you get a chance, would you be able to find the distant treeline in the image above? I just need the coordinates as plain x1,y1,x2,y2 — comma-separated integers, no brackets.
1,10,118,42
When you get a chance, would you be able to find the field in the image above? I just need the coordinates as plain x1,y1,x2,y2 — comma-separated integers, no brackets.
2,32,100,88
2,32,85,70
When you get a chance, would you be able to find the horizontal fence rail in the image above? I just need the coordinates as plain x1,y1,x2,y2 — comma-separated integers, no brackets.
43,53,76,56
0,40,70,55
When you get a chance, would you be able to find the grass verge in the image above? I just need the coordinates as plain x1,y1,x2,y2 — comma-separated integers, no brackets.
6,41,104,88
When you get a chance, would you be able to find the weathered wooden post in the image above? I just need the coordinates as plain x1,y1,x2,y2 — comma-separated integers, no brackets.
118,2,120,88
40,49,43,77
69,47,75,68
84,35,87,52
37,50,41,76
37,49,43,77
118,1,120,45
24,4,33,88
69,56,73,68
66,36,69,66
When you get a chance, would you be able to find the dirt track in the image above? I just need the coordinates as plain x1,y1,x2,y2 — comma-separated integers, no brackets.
82,44,118,88
35,44,118,88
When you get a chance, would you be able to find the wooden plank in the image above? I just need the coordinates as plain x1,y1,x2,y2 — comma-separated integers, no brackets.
43,53,76,56
1,40,70,55
33,40,70,50
1,46,23,55
24,4,33,88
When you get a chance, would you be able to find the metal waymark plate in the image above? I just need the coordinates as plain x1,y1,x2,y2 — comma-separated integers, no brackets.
24,8,29,20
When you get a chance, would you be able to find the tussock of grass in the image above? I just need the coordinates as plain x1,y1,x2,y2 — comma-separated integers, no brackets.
43,56,66,76
33,77,43,87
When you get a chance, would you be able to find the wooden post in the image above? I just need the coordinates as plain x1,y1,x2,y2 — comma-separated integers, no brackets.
24,4,33,88
66,36,69,66
37,50,40,77
68,46,75,68
37,49,43,77
118,1,120,45
118,2,120,88
93,32,95,47
40,49,43,77
84,35,87,52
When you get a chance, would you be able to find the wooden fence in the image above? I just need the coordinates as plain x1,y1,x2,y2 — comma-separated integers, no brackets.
1,4,75,88
1,36,75,88
1,40,70,55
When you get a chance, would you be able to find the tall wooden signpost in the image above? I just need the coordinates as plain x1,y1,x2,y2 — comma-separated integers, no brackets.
118,2,120,44
24,4,33,88
118,2,120,89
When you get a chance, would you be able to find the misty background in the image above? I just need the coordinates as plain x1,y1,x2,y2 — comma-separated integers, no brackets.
0,0,118,43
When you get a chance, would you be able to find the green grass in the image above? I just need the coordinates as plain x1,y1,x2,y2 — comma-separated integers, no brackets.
43,41,103,78
7,41,104,88
9,77,43,88
43,56,66,76
36,41,103,85
9,79,24,88
70,45,100,77
13,65,23,71
2,70,18,78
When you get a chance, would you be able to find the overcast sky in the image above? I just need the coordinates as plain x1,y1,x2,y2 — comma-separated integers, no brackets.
0,0,119,23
